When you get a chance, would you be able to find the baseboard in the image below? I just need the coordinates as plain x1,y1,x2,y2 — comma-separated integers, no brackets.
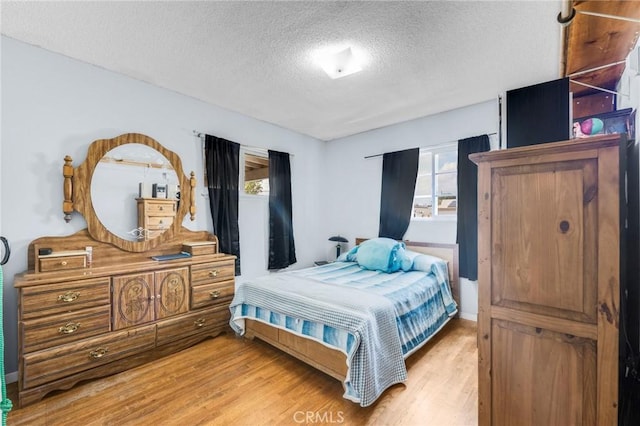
459,312,477,322
5,371,17,384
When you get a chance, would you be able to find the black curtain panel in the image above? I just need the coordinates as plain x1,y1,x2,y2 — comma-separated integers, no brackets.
378,148,419,240
506,77,570,148
268,150,297,270
205,135,241,275
456,134,490,281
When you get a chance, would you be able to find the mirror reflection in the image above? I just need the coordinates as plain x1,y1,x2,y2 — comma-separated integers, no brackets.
91,143,180,241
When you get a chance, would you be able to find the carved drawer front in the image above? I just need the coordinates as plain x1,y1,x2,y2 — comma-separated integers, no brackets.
39,252,87,273
22,305,111,352
155,267,190,319
191,260,235,285
21,277,111,320
191,280,234,310
112,272,155,330
112,268,189,330
156,305,230,347
22,324,156,389
145,201,176,216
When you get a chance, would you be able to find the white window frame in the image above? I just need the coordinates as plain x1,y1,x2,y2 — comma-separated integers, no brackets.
412,145,458,221
240,147,269,197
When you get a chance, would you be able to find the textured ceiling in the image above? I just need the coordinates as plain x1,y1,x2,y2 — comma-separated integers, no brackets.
1,1,563,141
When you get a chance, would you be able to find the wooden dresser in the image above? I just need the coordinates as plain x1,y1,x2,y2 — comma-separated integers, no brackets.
470,134,621,425
136,198,178,240
14,228,235,407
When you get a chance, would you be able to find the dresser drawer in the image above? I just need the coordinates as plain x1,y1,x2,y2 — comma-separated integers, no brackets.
156,306,230,346
191,280,234,309
147,216,174,229
145,201,177,216
22,324,156,389
39,253,86,273
22,305,111,353
21,277,111,320
191,260,235,285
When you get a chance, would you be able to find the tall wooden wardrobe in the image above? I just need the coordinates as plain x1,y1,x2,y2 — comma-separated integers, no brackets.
470,134,622,425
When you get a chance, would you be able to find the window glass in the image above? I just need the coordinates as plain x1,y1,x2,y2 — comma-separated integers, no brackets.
412,147,457,219
436,151,457,173
243,151,269,196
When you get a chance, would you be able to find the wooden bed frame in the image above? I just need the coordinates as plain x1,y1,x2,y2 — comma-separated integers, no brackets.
244,240,460,382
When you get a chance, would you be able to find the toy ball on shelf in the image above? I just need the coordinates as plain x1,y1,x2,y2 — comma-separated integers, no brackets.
574,118,604,138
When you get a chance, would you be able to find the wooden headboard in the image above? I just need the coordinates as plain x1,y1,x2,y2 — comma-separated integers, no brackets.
355,238,460,313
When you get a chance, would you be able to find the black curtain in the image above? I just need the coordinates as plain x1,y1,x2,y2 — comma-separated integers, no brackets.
205,135,241,275
378,148,419,240
456,135,490,281
268,150,296,270
506,77,570,148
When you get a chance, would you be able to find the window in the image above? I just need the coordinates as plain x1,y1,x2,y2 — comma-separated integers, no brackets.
412,147,457,219
242,149,269,196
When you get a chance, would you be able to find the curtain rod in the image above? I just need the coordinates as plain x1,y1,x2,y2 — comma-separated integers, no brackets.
364,132,497,159
193,130,294,157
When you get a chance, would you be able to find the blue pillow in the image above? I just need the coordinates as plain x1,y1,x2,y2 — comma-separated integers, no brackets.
411,253,445,272
356,237,405,273
400,249,421,271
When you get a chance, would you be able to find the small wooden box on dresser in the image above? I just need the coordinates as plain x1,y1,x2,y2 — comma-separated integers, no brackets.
470,134,623,425
14,228,235,407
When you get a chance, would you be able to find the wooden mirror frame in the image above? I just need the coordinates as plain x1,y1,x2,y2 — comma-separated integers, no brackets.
63,133,196,252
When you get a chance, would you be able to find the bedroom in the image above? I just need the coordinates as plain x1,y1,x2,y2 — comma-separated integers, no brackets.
1,1,639,425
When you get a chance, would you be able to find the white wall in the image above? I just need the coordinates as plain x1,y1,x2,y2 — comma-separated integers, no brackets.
0,36,327,375
323,100,499,320
1,35,497,380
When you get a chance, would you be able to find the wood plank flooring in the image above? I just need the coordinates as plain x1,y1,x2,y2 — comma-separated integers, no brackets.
7,319,478,426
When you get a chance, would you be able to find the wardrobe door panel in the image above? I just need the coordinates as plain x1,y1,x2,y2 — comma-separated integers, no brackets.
491,320,597,426
491,159,598,323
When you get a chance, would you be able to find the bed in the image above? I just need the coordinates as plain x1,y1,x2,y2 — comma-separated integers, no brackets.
229,238,459,407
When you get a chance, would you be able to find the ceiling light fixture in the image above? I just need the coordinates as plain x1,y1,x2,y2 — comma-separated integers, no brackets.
314,46,363,79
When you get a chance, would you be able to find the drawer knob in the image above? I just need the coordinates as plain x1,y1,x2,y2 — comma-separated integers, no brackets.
208,270,219,277
159,206,164,211
194,318,206,328
89,347,108,359
209,290,221,299
58,322,81,334
57,291,79,302
60,260,68,266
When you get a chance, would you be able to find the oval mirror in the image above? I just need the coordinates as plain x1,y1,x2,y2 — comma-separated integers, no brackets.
90,144,179,242
67,133,195,252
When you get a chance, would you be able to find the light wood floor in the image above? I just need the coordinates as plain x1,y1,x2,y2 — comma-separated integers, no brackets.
7,319,478,426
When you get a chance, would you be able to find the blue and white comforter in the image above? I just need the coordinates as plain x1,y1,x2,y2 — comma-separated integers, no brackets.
229,261,457,406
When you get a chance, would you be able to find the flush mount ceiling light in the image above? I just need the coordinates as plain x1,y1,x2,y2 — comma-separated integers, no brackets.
314,46,364,79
